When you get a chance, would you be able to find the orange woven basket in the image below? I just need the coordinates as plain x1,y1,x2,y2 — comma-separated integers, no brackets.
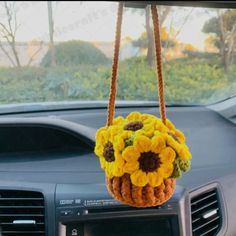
103,3,176,208
107,174,175,208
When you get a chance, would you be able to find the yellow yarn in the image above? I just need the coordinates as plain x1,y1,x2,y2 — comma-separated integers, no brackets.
94,112,192,187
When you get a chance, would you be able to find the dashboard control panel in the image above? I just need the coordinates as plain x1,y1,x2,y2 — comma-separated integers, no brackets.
56,184,186,236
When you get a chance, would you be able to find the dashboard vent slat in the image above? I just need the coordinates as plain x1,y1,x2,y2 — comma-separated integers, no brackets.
191,200,218,214
191,188,222,236
0,190,45,236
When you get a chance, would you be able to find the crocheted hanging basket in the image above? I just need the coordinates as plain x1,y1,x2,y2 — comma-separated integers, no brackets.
94,3,191,208
95,112,191,207
107,175,176,208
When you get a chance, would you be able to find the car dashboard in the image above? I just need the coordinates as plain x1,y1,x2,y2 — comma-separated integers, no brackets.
0,103,235,236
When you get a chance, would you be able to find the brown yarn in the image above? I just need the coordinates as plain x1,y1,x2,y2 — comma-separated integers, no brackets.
106,3,167,125
106,174,176,207
106,2,124,126
151,5,166,124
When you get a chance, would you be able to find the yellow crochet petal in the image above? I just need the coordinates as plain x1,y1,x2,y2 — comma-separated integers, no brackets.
122,146,140,162
159,147,176,163
126,112,142,121
113,163,124,177
159,164,173,178
109,126,122,141
123,161,139,174
134,135,152,152
135,129,145,136
105,164,114,178
142,117,153,124
95,127,109,145
166,136,181,153
114,152,125,166
151,135,166,153
121,130,133,139
99,158,106,169
175,129,186,143
155,121,168,133
166,119,176,130
112,116,125,126
147,172,163,187
130,170,148,187
95,127,107,139
94,144,103,157
179,144,192,161
113,136,125,151
140,113,150,122
142,123,155,137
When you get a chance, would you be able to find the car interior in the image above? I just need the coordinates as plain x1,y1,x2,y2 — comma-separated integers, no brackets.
0,1,236,236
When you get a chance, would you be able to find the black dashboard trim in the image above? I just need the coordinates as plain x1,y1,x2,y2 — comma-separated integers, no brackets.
0,117,96,148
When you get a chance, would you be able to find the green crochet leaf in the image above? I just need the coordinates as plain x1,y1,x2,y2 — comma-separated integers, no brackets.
125,136,134,147
170,156,191,179
178,159,191,172
170,161,182,179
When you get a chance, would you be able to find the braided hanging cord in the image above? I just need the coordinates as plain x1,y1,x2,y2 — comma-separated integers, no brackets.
106,2,124,126
151,5,166,124
106,3,166,125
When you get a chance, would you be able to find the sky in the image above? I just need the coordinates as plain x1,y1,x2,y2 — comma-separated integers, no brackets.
0,1,217,50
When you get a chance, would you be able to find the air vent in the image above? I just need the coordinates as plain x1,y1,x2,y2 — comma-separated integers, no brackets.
0,190,45,236
191,188,221,236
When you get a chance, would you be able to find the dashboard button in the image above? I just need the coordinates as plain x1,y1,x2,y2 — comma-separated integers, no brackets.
83,209,88,215
60,209,74,216
71,228,78,236
67,226,83,236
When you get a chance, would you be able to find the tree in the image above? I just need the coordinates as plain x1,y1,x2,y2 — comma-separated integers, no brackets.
133,27,176,52
0,2,21,67
145,5,154,66
131,6,171,66
133,6,195,64
47,1,56,67
0,2,43,67
203,9,236,72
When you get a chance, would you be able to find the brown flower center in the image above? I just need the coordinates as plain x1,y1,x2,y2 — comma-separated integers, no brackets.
103,142,115,162
124,121,143,131
139,151,162,173
168,132,180,143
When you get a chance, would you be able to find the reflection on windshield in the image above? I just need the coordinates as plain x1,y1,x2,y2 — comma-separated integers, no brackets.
0,1,235,107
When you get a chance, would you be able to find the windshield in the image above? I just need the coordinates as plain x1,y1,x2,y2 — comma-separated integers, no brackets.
0,1,235,108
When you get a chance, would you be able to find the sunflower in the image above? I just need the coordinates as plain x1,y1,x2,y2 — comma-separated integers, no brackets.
94,126,125,178
165,119,185,143
94,127,110,158
122,134,176,187
164,132,191,161
122,112,157,138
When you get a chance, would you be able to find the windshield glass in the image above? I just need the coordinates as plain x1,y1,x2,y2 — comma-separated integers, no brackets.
0,1,235,107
